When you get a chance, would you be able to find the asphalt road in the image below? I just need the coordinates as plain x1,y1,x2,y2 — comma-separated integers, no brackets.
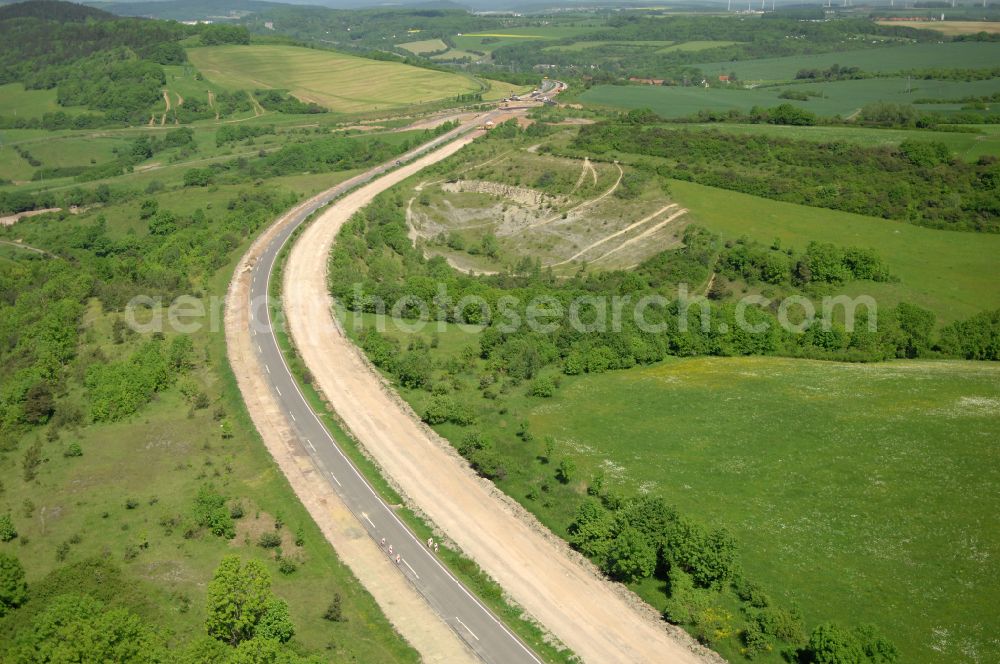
242,115,545,664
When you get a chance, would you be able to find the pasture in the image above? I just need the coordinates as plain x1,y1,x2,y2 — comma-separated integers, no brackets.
654,122,1000,161
524,356,1000,664
397,38,448,55
453,25,601,55
667,178,1000,323
875,20,1000,35
543,40,675,52
658,40,741,52
187,44,481,113
694,41,1000,81
0,82,85,118
579,77,1000,118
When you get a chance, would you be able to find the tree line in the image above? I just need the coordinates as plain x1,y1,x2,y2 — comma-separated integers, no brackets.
570,115,999,232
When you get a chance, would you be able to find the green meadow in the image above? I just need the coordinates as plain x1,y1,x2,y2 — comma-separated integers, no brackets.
668,178,1000,323
655,122,1000,161
659,40,741,53
543,40,676,52
695,41,1000,81
187,44,481,113
580,77,1000,118
0,82,87,118
453,25,601,54
524,356,1000,664
396,38,448,55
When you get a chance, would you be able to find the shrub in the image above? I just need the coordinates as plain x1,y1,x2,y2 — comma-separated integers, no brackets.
63,442,83,458
529,375,556,397
193,484,235,539
22,441,43,482
422,395,455,425
322,593,344,622
556,458,576,484
258,532,282,549
277,557,297,575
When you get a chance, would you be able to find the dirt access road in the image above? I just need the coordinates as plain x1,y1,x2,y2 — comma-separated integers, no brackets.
282,132,717,661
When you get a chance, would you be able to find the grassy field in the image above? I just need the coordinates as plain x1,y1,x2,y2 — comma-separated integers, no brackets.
668,178,1000,323
658,40,741,52
187,44,481,113
396,38,448,55
431,49,483,61
0,83,87,118
695,41,1000,81
453,26,600,55
654,122,1000,161
875,20,1000,35
522,356,1000,664
579,77,1000,118
543,40,675,52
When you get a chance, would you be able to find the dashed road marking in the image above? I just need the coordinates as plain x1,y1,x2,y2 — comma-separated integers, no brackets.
456,617,479,641
329,471,341,486
403,558,420,579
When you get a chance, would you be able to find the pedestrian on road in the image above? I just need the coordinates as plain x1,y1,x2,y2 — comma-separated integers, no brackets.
395,554,401,564
427,537,433,548
380,537,386,548
388,544,393,555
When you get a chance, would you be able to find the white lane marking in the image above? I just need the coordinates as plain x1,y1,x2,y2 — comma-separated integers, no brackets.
265,364,271,374
456,617,479,641
257,344,262,353
403,558,420,579
329,471,341,486
361,512,376,529
290,412,297,422
275,386,282,396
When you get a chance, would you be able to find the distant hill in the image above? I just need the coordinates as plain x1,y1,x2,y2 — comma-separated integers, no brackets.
0,0,113,21
85,0,296,21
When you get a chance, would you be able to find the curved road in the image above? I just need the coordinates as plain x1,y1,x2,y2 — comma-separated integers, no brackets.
241,113,543,664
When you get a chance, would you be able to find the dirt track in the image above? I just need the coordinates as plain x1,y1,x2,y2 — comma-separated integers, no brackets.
283,137,718,663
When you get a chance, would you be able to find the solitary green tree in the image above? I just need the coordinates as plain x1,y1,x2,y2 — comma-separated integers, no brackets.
0,552,27,616
205,556,294,646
